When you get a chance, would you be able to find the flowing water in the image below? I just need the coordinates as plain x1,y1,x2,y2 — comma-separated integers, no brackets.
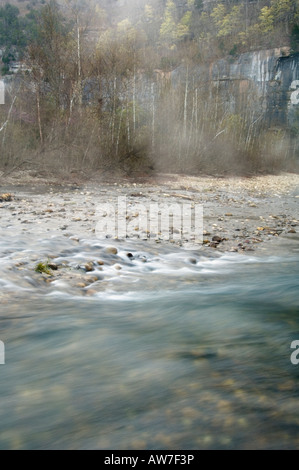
0,231,299,450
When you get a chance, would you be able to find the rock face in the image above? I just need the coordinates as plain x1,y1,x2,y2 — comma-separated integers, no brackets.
171,47,299,130
275,53,299,127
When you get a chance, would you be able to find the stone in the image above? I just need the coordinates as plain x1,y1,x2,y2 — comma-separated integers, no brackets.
212,236,223,243
85,290,97,296
48,263,58,271
210,242,219,248
0,193,13,202
84,262,94,272
77,282,87,288
86,276,99,283
105,246,118,255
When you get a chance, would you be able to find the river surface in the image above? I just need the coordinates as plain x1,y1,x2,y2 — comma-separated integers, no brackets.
0,231,299,450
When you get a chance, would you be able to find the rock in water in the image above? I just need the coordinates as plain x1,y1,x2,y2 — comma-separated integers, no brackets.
84,262,95,272
105,246,118,255
48,263,58,271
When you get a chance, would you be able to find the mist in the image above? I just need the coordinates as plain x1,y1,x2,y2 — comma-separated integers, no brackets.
0,0,298,177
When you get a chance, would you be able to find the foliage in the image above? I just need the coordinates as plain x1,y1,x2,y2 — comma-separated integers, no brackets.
35,261,52,275
160,0,177,43
0,0,297,177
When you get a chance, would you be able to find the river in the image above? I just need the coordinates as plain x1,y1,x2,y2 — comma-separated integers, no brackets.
0,229,299,450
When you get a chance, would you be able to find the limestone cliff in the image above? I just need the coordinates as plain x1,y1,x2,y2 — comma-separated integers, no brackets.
171,47,299,130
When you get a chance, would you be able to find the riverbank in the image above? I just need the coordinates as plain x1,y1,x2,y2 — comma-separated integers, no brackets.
1,170,298,254
1,171,298,294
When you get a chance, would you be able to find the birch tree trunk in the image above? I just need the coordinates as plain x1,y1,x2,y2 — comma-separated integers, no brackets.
183,67,189,140
36,87,43,146
151,83,155,152
133,68,136,135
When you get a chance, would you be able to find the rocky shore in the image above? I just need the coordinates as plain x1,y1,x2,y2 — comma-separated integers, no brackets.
0,171,298,293
1,171,298,249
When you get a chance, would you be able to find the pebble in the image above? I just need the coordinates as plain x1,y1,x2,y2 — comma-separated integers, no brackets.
86,276,99,283
105,246,118,255
77,282,87,288
85,290,97,296
48,263,58,271
84,262,95,272
0,193,13,202
210,242,219,248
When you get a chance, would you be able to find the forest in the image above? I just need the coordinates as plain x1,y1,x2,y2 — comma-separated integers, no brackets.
0,0,298,177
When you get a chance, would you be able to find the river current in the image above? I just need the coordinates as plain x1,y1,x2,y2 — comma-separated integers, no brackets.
0,231,299,449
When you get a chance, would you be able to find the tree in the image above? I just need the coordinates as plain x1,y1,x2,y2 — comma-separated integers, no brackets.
177,11,192,40
0,4,23,47
160,0,177,43
211,4,243,38
271,0,296,34
258,6,275,34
